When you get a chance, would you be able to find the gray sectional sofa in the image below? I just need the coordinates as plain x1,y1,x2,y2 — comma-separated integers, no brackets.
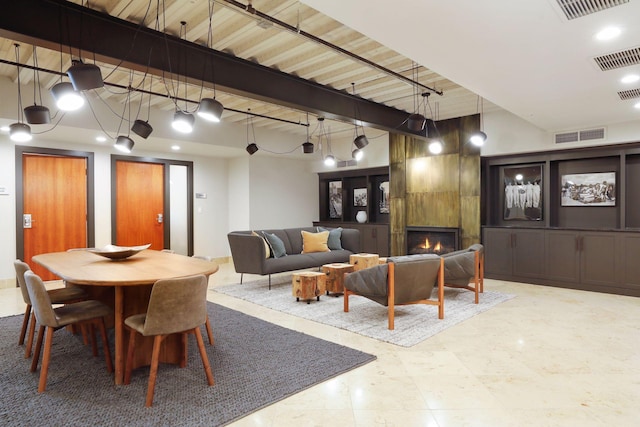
227,227,360,289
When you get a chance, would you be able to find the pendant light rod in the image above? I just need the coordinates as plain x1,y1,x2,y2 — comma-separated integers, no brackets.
219,0,443,96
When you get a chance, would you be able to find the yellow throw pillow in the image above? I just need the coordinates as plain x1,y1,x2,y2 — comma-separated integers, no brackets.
252,231,271,258
301,230,330,254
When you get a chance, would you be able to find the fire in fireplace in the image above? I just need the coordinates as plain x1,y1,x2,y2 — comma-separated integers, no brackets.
406,226,459,255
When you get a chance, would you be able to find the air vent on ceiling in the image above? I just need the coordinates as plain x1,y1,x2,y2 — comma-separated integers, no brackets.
555,128,606,144
556,0,628,20
337,160,357,168
594,47,640,71
618,88,640,100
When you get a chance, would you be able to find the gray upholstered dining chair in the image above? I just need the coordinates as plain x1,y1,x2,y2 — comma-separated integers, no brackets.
14,259,88,358
23,270,113,393
123,274,214,407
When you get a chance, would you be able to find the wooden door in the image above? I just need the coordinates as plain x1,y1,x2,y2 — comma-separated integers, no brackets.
115,160,164,249
23,154,88,280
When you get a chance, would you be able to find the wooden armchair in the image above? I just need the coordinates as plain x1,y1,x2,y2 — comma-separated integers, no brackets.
343,254,444,330
441,244,484,303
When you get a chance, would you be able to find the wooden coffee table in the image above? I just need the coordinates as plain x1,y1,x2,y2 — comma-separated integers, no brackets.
322,263,354,295
349,253,380,271
292,271,326,304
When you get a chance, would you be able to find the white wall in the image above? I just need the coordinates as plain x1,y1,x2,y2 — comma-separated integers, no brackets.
482,108,640,156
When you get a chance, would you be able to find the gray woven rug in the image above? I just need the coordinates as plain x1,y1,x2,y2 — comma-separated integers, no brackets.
215,275,515,347
0,303,375,426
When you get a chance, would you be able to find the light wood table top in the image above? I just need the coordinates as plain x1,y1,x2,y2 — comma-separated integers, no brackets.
33,249,219,285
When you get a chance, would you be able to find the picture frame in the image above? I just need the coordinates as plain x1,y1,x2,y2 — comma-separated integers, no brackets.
561,172,615,206
503,165,543,220
353,188,367,207
328,180,342,218
379,181,390,214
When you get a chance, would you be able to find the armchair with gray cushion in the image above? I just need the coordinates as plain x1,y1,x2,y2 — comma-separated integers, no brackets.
343,254,444,330
441,243,484,303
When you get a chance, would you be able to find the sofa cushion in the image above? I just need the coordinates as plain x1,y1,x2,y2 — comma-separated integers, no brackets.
262,232,287,258
252,231,270,258
301,230,330,254
317,226,343,250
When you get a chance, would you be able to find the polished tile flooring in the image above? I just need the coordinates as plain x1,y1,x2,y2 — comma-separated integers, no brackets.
2,262,639,426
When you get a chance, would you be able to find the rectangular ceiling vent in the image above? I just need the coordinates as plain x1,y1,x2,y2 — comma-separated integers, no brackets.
337,160,357,168
555,128,606,144
556,0,628,20
618,88,640,100
594,46,640,71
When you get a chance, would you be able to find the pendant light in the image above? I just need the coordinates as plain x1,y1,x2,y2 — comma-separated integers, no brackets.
24,46,50,125
469,95,487,147
197,2,224,123
407,63,426,132
114,135,134,153
9,44,32,142
351,83,369,149
51,82,84,111
114,84,135,153
302,113,314,154
171,21,195,134
131,75,153,139
245,109,259,155
67,60,103,91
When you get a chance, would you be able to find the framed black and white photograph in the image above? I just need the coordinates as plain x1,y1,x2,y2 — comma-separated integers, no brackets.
561,172,615,206
353,188,367,207
503,165,543,220
328,180,342,218
379,181,390,214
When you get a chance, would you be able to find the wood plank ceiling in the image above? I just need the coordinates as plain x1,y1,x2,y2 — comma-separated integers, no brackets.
0,0,487,149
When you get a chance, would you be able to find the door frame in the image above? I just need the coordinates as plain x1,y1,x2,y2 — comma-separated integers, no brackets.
15,146,95,260
110,155,194,255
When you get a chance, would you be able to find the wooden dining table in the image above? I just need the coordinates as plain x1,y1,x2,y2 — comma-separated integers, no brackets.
32,249,219,385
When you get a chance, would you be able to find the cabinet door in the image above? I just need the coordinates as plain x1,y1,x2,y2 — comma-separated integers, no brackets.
621,234,640,290
580,232,619,287
373,224,389,256
512,229,545,279
483,228,514,276
545,230,580,283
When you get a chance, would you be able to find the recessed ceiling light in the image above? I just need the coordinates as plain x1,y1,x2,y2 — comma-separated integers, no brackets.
635,101,640,109
171,145,181,151
0,125,10,132
595,26,621,41
621,74,640,84
95,135,107,142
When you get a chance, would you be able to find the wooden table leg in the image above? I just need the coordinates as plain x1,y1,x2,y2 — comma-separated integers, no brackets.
114,286,124,385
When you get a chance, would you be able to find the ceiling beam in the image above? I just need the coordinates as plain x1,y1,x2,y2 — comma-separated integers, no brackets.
0,0,420,136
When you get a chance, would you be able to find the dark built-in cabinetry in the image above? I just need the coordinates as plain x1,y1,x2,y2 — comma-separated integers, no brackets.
314,166,390,256
482,143,640,297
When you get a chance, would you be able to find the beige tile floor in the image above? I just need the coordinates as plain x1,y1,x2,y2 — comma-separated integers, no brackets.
2,262,639,426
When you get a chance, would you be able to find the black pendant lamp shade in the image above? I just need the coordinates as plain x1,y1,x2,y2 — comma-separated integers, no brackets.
197,98,224,122
9,122,32,142
24,104,51,124
302,141,314,154
246,143,259,155
67,61,104,91
354,134,369,149
114,135,134,153
131,119,153,139
407,113,426,132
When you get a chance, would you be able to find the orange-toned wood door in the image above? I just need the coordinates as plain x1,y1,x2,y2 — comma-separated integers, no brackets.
115,160,164,249
23,154,88,280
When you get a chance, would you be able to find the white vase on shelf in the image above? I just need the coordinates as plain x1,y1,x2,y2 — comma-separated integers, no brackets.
356,211,367,223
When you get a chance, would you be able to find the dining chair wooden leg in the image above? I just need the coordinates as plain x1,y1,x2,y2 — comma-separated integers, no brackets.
38,327,55,392
204,315,214,345
30,325,45,372
89,324,98,357
97,319,113,373
25,312,37,358
193,327,214,386
19,305,31,345
124,328,137,385
146,335,164,407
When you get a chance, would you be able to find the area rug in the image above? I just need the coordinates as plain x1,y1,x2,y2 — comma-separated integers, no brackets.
215,275,516,347
0,303,375,427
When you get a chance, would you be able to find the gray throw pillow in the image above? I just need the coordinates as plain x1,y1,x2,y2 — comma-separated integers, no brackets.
262,232,287,258
317,226,343,250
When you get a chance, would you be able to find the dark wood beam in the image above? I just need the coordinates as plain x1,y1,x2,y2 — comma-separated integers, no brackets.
0,0,419,135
